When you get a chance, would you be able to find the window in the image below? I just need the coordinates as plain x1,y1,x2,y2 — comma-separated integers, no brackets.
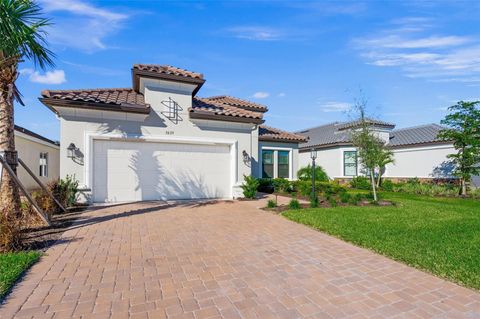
39,152,48,177
344,151,357,176
277,151,290,178
262,150,274,178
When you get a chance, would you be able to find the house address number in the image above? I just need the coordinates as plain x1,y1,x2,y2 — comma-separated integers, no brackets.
166,131,174,135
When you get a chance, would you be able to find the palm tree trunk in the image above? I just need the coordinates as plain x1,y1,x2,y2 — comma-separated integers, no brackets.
0,59,22,251
376,169,382,188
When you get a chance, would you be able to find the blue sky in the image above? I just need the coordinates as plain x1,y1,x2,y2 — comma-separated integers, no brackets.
16,0,480,141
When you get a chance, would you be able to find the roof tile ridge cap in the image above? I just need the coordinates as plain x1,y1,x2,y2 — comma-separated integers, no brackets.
43,87,134,94
133,64,203,78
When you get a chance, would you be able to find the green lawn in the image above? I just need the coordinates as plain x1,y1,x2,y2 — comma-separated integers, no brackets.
0,251,41,299
283,192,480,290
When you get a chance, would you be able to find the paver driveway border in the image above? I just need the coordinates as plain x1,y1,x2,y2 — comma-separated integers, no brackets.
1,197,479,319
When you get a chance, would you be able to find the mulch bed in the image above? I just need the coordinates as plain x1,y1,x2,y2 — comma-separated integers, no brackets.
261,198,395,214
21,206,88,251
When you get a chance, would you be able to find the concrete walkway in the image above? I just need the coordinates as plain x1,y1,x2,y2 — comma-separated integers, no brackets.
1,198,479,318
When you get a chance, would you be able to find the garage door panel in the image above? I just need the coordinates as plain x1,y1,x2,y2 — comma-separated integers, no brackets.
93,140,231,202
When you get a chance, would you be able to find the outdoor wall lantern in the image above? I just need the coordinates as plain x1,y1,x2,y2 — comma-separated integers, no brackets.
242,150,251,166
67,143,78,159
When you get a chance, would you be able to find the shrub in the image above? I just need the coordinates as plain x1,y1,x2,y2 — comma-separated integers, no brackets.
297,165,329,182
340,192,351,203
350,176,371,190
241,175,259,199
267,199,277,208
288,198,301,209
55,175,79,208
27,175,80,219
381,179,394,192
272,178,293,193
296,181,347,197
257,178,274,193
310,195,319,208
329,198,338,207
354,193,365,203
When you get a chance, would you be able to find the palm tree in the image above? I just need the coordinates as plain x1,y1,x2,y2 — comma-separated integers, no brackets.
376,149,394,187
0,0,54,250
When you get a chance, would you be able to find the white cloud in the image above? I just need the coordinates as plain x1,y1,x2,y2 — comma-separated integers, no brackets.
360,35,470,49
252,91,270,99
278,92,286,97
226,26,285,41
353,17,480,83
20,68,66,84
38,0,128,51
319,101,351,112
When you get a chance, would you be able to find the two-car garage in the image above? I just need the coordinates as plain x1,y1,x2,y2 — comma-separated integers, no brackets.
92,139,232,202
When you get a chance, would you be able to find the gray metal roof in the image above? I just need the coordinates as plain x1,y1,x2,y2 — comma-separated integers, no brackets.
388,124,447,147
296,122,352,148
297,121,448,149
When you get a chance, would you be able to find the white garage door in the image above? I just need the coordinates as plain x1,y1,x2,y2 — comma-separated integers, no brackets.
92,139,231,202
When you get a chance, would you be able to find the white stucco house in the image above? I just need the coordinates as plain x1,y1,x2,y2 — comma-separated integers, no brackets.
40,64,306,203
297,119,480,185
13,125,60,190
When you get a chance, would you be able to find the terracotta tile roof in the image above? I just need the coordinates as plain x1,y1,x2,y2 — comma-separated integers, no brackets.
40,88,150,114
133,64,203,80
259,125,307,143
191,97,264,123
205,96,267,112
41,88,148,106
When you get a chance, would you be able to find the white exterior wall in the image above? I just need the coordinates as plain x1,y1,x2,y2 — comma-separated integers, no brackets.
58,78,259,202
385,144,456,178
299,146,359,179
299,143,463,180
258,141,299,180
14,133,60,191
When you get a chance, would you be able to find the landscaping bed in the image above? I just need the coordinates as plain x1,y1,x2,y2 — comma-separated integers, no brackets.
283,192,480,290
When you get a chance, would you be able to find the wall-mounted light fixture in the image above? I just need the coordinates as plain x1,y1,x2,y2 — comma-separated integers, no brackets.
242,150,250,163
67,143,78,159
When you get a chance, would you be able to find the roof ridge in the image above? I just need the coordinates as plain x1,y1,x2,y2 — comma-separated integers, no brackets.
42,88,134,96
295,121,340,133
133,64,203,79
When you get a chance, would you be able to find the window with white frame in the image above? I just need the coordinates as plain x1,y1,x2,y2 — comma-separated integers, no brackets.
262,150,274,178
262,149,291,179
343,151,357,176
39,152,48,177
278,151,290,178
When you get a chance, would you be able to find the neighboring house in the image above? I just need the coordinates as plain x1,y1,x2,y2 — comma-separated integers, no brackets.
13,125,60,190
40,64,305,203
297,120,459,181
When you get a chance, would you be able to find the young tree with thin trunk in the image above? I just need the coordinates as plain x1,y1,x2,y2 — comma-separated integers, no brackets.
0,0,54,251
349,94,393,201
438,101,480,196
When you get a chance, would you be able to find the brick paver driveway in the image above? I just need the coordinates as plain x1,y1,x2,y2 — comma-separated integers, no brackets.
1,199,479,319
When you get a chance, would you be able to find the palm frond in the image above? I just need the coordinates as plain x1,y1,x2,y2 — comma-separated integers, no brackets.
0,0,55,70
